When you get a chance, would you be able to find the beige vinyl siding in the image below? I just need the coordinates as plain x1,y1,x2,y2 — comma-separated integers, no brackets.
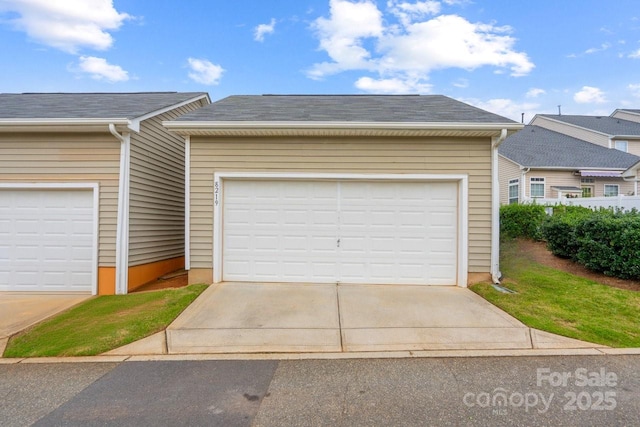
522,169,635,199
498,155,522,204
611,111,640,123
531,116,609,147
190,136,493,273
0,133,120,265
612,138,640,157
128,101,203,266
593,177,635,197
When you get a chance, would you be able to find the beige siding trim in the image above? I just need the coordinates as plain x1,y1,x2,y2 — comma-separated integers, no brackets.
0,133,120,265
531,116,609,147
128,101,202,266
611,111,640,123
190,137,492,273
498,156,522,204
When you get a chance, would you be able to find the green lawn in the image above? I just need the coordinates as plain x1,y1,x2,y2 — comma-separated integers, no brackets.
3,284,207,358
471,239,640,348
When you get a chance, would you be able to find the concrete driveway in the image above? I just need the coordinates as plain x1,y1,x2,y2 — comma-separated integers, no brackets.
0,294,89,353
165,283,593,354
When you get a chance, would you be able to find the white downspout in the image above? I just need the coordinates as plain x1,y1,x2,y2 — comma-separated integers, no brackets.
184,136,191,271
520,167,530,201
110,124,131,295
491,129,508,284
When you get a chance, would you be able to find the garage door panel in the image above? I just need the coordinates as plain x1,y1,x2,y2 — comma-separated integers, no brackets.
222,179,458,285
0,189,95,292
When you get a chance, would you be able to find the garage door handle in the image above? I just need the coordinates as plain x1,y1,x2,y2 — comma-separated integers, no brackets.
337,238,340,248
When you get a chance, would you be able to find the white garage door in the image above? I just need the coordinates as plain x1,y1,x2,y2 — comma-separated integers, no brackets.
222,180,458,285
0,189,95,292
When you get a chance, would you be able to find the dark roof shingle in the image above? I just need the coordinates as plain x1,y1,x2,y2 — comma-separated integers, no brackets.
0,92,208,120
174,95,517,123
499,125,640,169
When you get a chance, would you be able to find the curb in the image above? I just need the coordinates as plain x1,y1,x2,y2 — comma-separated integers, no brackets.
2,347,640,364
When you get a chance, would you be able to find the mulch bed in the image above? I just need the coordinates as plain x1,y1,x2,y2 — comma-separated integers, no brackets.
515,239,640,292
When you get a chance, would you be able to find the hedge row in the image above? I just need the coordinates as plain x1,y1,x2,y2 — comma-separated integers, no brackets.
500,204,640,280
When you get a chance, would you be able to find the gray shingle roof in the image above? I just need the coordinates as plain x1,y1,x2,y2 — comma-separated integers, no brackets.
0,92,208,120
499,125,640,169
538,114,640,136
174,95,517,123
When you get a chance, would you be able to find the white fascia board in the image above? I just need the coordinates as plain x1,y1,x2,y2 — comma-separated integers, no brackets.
164,120,523,132
517,166,625,171
611,135,640,140
129,94,211,132
623,160,640,178
0,118,130,133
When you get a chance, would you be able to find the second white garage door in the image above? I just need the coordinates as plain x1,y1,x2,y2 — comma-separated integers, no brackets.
222,180,459,285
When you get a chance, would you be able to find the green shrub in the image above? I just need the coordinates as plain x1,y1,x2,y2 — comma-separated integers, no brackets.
500,203,546,240
575,212,640,279
541,205,594,259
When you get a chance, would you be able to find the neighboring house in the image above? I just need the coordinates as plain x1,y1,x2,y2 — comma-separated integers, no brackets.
531,113,640,157
0,92,210,295
611,109,640,124
164,94,522,287
499,125,639,204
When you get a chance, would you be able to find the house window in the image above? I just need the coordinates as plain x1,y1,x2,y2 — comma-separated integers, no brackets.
614,141,628,152
604,184,619,197
508,179,519,204
530,177,545,198
580,178,595,184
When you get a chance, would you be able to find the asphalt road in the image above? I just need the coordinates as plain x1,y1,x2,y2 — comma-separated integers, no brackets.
1,355,639,426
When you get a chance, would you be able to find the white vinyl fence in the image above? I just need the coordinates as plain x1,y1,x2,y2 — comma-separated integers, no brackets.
523,195,640,211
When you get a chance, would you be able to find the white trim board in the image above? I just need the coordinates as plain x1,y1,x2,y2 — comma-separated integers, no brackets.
0,182,100,295
212,172,469,287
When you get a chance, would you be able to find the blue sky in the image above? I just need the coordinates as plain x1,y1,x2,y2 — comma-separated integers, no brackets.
1,0,639,121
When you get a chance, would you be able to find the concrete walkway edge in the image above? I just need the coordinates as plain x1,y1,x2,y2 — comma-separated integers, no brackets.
4,346,640,365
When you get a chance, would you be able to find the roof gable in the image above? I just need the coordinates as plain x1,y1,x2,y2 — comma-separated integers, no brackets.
499,125,640,169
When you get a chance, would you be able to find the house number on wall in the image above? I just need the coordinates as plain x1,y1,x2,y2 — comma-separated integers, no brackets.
214,181,219,207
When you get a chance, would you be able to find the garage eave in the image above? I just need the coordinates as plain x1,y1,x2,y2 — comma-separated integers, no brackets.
0,118,131,133
163,121,523,138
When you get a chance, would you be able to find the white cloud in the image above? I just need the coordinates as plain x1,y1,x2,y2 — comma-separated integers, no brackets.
254,18,276,42
526,88,546,98
464,97,540,122
308,0,383,79
584,43,610,54
574,86,607,104
308,0,534,92
628,84,640,98
76,56,128,82
452,78,468,88
187,58,224,85
0,0,130,53
629,49,640,59
355,76,432,93
388,0,441,26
